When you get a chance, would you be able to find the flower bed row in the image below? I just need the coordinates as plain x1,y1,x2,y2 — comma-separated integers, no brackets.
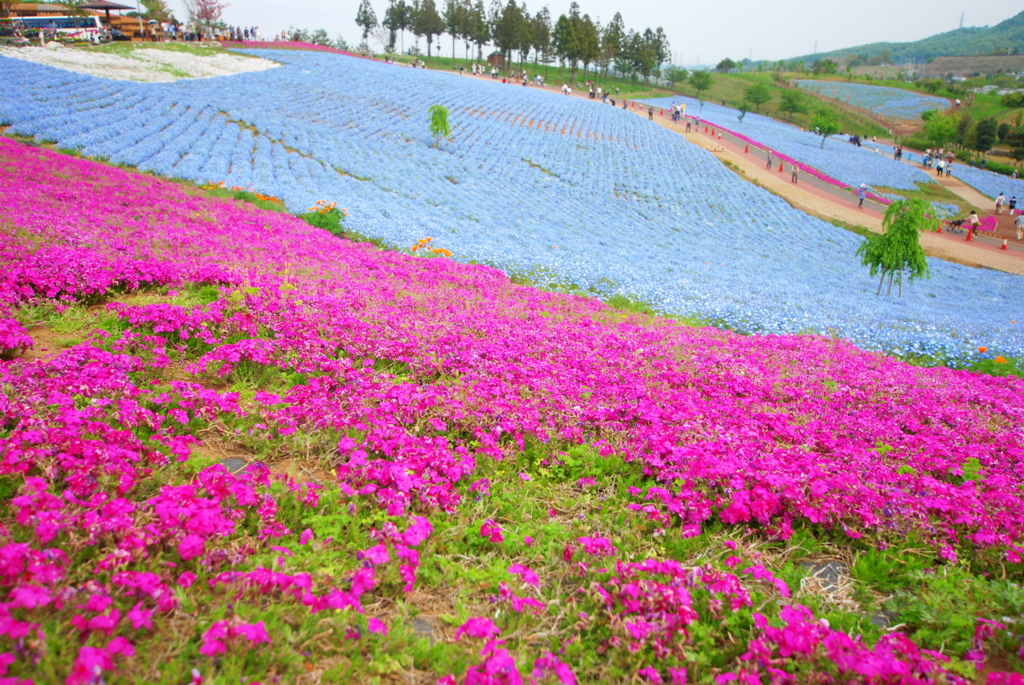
794,80,950,120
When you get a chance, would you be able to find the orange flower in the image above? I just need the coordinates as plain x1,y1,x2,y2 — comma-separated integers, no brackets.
978,346,988,353
995,356,1008,364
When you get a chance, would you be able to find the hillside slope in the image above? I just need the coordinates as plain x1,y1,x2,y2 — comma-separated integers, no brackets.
791,10,1024,64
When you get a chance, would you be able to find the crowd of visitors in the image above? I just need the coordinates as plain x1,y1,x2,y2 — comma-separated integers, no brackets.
141,23,263,42
922,148,954,178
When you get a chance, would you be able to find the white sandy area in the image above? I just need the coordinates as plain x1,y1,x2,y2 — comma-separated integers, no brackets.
0,44,278,82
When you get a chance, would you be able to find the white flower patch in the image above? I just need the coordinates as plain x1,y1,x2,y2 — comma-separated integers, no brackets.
0,45,277,82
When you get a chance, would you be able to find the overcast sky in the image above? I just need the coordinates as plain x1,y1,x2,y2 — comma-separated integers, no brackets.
163,0,1018,66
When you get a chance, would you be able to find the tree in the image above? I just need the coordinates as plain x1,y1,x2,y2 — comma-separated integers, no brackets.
923,113,958,147
355,0,379,41
778,90,807,121
183,0,228,32
688,70,713,107
955,114,974,147
443,0,465,65
532,7,551,73
625,29,656,86
811,59,837,74
515,2,533,66
141,0,175,23
578,14,599,78
744,82,771,113
998,122,1011,143
810,107,839,148
469,0,488,60
856,199,933,298
552,13,578,77
492,0,524,71
737,101,749,124
428,104,451,147
384,0,410,53
663,65,687,86
600,12,624,80
716,57,735,73
974,117,998,155
414,0,444,61
1008,125,1024,166
309,28,330,46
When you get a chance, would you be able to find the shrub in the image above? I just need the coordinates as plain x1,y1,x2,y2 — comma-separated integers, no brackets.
297,200,347,237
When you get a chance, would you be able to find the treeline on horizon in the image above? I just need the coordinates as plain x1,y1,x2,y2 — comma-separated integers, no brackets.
292,0,671,84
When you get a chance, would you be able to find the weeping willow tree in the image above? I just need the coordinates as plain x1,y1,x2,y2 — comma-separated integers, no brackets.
856,198,935,297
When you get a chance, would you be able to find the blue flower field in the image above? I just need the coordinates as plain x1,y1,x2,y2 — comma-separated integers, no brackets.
2,49,1022,360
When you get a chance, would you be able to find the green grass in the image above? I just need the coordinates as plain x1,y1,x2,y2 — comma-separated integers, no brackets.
872,181,971,215
83,41,229,58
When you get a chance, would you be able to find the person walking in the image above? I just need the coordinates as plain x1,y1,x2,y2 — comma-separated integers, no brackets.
858,184,867,208
1009,196,1017,214
766,151,773,170
790,164,798,184
945,160,953,177
996,193,1006,215
1017,212,1024,241
936,159,945,177
967,210,980,240
648,107,654,121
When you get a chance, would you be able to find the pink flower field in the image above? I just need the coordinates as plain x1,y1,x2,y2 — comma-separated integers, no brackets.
2,137,1024,683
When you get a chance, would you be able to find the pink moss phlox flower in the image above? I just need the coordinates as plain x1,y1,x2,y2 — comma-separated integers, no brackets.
508,563,540,588
454,617,500,642
576,537,616,556
299,528,314,545
178,572,197,588
367,617,387,635
350,567,376,596
362,543,390,565
127,602,153,630
177,533,205,561
481,519,504,543
531,651,576,684
464,640,522,685
199,620,269,657
402,516,434,546
637,666,663,683
66,646,113,685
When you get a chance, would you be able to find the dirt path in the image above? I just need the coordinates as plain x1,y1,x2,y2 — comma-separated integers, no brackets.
935,175,996,210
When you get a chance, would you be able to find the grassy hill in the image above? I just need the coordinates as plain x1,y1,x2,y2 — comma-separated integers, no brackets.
791,10,1024,64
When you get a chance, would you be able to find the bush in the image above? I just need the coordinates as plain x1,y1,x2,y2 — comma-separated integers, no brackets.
297,200,347,237
974,159,1018,176
1001,92,1024,108
900,137,930,152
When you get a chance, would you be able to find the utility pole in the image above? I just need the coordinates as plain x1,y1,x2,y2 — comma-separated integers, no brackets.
813,40,817,55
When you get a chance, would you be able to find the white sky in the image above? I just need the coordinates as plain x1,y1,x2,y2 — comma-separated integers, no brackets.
163,0,1019,66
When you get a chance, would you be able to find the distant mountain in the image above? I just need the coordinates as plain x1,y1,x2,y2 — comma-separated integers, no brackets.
790,11,1024,65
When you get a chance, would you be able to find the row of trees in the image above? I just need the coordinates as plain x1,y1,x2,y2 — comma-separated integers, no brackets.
920,109,1023,160
355,0,669,83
